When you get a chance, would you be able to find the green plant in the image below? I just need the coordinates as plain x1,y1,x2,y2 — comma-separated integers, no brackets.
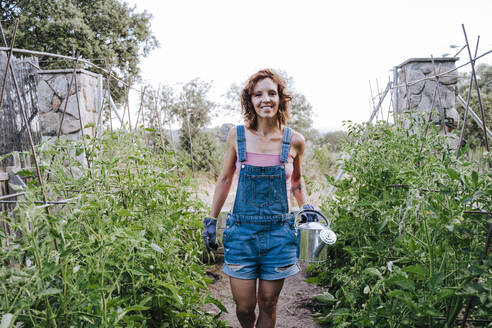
312,117,491,327
0,129,226,327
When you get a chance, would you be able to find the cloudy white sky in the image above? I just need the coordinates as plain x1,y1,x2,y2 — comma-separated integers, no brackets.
126,0,492,131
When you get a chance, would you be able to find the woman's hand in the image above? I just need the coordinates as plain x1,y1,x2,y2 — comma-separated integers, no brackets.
299,204,319,223
202,217,218,252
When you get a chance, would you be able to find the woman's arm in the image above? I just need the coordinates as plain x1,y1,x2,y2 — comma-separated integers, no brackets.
290,131,309,207
209,128,237,218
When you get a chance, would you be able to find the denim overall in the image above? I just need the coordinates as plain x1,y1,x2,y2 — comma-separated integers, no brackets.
222,125,300,280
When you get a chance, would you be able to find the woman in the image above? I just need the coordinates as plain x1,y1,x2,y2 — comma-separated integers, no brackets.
202,69,316,328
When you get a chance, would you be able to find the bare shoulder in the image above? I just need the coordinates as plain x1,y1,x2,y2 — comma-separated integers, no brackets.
290,130,306,149
290,129,306,151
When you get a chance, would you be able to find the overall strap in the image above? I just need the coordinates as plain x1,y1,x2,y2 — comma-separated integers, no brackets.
236,125,247,162
280,126,292,163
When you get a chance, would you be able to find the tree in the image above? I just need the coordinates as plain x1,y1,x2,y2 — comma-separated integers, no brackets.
458,63,492,150
140,84,177,151
172,78,218,172
223,70,317,139
1,0,158,100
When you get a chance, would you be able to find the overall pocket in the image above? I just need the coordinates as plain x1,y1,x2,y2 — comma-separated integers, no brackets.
244,174,282,207
222,216,238,244
283,220,298,242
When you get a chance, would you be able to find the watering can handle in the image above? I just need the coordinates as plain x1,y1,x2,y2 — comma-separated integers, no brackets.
294,209,330,228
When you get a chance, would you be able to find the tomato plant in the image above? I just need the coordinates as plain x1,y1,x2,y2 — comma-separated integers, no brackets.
313,117,491,327
0,130,226,327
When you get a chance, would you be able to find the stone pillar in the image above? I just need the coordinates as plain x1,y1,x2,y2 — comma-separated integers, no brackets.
0,53,41,167
396,57,460,147
37,69,101,139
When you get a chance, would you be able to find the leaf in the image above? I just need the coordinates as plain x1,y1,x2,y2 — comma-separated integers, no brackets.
145,128,156,132
116,209,132,217
314,292,336,304
150,243,164,254
84,122,96,128
438,288,454,299
404,264,426,279
39,288,62,297
1,313,14,328
122,305,150,312
15,169,34,177
446,168,460,180
161,282,183,305
423,306,442,317
428,272,444,290
364,267,382,278
206,295,228,313
471,170,478,186
385,276,415,291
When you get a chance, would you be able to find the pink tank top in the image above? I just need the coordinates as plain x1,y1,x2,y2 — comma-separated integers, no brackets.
235,152,294,196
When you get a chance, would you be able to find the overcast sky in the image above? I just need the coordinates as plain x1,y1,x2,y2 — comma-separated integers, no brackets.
126,0,492,131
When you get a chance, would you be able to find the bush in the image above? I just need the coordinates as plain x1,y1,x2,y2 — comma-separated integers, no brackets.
0,130,226,327
313,117,491,327
178,131,222,178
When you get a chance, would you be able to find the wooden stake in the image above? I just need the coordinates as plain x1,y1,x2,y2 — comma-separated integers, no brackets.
0,19,18,112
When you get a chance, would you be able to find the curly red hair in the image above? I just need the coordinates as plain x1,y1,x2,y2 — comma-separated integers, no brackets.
241,69,292,129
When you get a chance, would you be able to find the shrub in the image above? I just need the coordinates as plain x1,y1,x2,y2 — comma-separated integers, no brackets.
313,117,491,327
0,130,226,327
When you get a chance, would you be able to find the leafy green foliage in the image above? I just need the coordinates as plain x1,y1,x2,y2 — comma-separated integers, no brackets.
313,117,491,327
0,130,226,327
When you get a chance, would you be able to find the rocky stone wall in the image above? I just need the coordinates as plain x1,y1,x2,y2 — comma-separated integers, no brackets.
0,53,41,167
37,69,101,139
396,57,460,148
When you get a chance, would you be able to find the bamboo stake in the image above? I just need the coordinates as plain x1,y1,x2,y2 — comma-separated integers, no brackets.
462,24,490,168
0,22,58,251
430,56,446,133
402,67,412,111
457,95,492,139
134,86,146,129
106,72,113,132
418,82,439,157
0,191,25,200
95,84,107,137
57,57,79,137
72,52,92,175
1,45,488,95
376,78,383,121
154,88,168,169
369,80,377,120
186,111,195,172
125,80,132,131
386,76,393,123
457,36,480,158
0,19,18,112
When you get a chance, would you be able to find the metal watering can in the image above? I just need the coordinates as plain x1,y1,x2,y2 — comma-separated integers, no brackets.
295,209,337,262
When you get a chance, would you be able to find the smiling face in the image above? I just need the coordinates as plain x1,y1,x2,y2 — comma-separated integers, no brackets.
251,78,280,120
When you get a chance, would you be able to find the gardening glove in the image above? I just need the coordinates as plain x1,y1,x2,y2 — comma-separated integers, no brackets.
202,217,218,252
300,204,318,223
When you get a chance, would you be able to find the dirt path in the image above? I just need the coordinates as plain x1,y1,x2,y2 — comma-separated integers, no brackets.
203,253,327,328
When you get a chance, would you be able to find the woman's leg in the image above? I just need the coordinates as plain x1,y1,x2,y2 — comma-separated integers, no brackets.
256,278,285,328
230,277,257,328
